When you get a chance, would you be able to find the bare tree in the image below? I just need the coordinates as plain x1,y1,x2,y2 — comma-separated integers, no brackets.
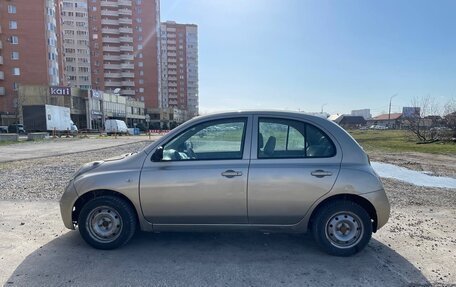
404,95,442,143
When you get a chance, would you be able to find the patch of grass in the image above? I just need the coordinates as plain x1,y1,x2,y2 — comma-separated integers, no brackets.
349,130,456,154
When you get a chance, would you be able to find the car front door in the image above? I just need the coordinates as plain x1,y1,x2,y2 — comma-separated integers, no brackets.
247,115,342,224
140,116,252,224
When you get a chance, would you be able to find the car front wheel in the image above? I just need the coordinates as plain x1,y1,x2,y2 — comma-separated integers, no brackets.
78,196,137,250
311,200,372,256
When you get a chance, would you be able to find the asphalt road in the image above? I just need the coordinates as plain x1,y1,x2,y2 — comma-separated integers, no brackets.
0,136,158,163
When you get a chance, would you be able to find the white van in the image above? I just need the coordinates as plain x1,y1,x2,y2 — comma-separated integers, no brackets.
105,119,128,135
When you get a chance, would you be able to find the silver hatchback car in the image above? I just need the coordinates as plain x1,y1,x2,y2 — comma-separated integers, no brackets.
60,111,390,256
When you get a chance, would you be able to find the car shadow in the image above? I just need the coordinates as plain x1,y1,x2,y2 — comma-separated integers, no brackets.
6,231,429,286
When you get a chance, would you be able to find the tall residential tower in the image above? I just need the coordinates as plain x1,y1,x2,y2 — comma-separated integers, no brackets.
0,0,60,124
160,21,198,119
87,0,161,111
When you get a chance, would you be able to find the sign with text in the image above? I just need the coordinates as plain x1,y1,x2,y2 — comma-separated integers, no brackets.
49,86,71,96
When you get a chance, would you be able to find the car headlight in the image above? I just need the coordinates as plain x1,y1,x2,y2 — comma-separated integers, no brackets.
72,161,103,179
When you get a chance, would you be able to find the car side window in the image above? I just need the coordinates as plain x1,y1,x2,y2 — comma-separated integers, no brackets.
258,118,336,159
162,118,247,161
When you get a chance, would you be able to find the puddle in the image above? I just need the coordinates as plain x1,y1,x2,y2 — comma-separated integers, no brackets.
371,162,456,189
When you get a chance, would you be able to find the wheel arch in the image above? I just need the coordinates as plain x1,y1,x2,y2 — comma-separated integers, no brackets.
72,189,139,226
308,194,379,232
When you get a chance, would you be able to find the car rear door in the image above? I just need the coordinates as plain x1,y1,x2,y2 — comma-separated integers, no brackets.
247,115,342,224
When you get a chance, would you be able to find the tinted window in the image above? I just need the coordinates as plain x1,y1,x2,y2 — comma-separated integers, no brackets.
258,118,336,159
163,118,247,161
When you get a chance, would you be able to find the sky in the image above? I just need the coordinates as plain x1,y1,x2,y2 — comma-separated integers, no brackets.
160,0,456,116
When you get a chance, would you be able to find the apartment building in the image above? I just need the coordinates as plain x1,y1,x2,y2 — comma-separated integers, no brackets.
87,0,161,111
0,0,60,124
58,0,92,89
160,21,198,120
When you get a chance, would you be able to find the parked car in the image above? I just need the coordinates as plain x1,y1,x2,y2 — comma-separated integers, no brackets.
0,126,8,133
7,124,26,134
60,111,390,256
369,125,388,130
105,119,128,135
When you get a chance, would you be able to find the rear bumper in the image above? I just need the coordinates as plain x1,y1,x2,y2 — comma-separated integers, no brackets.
361,189,390,230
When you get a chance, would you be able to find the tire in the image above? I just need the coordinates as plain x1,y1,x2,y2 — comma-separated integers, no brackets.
78,196,137,250
311,200,372,256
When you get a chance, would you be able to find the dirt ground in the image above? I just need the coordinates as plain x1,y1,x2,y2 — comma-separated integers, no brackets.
0,142,455,286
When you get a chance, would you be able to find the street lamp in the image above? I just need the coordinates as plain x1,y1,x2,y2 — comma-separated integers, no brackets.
388,94,397,128
321,103,327,113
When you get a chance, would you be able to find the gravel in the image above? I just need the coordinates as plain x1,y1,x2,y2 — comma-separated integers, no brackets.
0,142,150,200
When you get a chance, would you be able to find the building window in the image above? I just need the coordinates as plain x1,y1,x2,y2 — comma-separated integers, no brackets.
13,83,19,91
9,21,18,29
10,36,19,44
139,70,144,76
12,68,21,76
139,79,144,84
139,88,144,93
11,52,19,60
8,5,16,13
138,62,143,67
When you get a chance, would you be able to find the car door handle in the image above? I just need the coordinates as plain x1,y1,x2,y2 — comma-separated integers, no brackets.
221,170,243,178
311,170,333,178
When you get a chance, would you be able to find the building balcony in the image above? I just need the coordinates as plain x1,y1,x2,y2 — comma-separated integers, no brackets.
119,36,133,43
121,81,135,87
105,80,122,87
167,45,176,51
0,87,5,96
167,40,176,45
120,63,134,69
168,76,177,81
101,19,118,26
168,57,177,63
168,82,177,87
104,63,121,70
100,1,117,7
118,9,132,16
118,18,132,25
168,64,177,69
120,45,133,52
120,54,134,61
121,89,135,96
121,72,134,78
102,37,120,44
105,72,122,78
103,46,121,52
118,0,132,6
119,27,133,34
167,52,177,57
168,70,177,75
103,54,121,61
0,71,4,80
101,10,119,16
101,28,118,35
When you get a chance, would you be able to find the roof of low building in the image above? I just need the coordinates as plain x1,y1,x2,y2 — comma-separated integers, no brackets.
373,113,402,120
335,115,366,125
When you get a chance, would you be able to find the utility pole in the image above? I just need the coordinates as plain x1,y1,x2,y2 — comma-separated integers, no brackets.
388,94,397,128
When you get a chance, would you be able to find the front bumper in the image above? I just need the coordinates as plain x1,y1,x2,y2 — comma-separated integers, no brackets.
59,180,78,230
361,189,390,230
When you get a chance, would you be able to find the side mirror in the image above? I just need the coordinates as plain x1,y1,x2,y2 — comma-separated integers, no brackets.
151,146,164,162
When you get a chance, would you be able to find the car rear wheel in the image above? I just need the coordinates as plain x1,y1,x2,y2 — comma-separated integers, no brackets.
78,196,137,250
311,200,372,256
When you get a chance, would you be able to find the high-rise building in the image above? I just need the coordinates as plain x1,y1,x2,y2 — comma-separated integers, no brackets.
58,0,91,89
160,21,198,119
87,0,161,111
0,0,60,123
